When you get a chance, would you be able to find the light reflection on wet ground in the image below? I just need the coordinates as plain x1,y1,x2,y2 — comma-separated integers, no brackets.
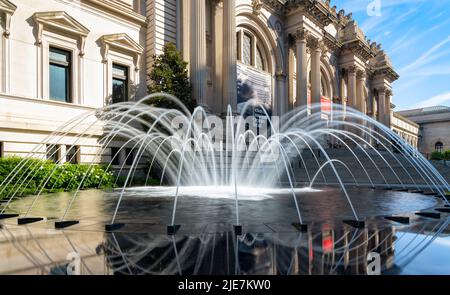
0,188,449,275
1,221,450,275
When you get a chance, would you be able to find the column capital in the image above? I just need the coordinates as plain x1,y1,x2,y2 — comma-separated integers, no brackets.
356,69,366,80
376,86,391,96
307,36,323,52
293,28,309,43
276,71,286,81
346,65,357,75
211,0,223,8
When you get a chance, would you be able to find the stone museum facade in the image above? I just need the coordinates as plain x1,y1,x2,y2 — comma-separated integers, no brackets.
399,106,450,156
0,0,408,163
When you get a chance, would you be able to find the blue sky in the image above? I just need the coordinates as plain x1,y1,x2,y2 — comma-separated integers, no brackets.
333,0,450,111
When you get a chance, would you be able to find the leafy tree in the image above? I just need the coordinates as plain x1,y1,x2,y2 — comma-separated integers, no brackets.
147,43,195,112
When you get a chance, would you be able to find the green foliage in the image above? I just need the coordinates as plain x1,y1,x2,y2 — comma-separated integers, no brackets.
444,150,450,160
430,151,444,160
0,157,114,200
147,42,195,112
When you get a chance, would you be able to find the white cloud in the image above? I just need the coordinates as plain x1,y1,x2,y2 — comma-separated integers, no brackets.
399,36,450,73
414,91,450,108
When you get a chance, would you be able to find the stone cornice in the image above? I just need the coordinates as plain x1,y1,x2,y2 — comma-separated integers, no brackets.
322,31,342,53
342,39,375,61
263,0,286,12
82,0,146,26
284,0,341,27
393,112,420,128
373,67,400,83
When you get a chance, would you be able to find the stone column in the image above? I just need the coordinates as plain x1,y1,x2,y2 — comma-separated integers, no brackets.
60,145,67,164
372,97,378,120
222,0,237,112
180,0,191,63
212,0,223,114
287,44,295,110
276,72,287,115
377,87,386,126
356,70,366,113
294,29,308,109
190,0,207,108
347,66,357,110
385,90,392,128
310,38,322,113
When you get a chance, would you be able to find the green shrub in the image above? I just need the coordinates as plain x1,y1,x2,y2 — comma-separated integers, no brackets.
430,152,444,160
443,150,450,161
0,157,114,200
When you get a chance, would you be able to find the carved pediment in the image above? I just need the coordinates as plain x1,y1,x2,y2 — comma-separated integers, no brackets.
101,33,143,55
33,11,90,54
0,0,16,14
101,33,144,70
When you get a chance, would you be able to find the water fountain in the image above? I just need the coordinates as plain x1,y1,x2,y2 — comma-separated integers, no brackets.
0,93,449,234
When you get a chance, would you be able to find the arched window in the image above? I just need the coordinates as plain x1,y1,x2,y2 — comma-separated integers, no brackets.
237,29,267,72
242,33,252,65
435,142,443,153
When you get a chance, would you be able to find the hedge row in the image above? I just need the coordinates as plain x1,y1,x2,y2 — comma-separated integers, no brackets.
0,157,114,200
430,151,450,161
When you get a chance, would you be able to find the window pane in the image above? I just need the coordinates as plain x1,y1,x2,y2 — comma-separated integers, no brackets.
50,64,69,102
49,48,70,64
111,147,120,165
125,148,134,166
243,34,252,65
113,79,127,104
256,46,264,70
112,64,128,104
46,145,60,163
113,64,128,78
66,146,79,164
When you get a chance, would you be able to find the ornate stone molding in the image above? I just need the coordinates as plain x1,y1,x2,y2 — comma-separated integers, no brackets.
307,36,323,51
275,71,286,81
347,65,357,75
33,11,90,56
373,67,399,83
322,31,342,53
375,86,390,96
356,69,366,80
100,33,144,70
0,0,16,38
252,0,263,16
285,0,339,27
83,0,146,26
293,28,309,42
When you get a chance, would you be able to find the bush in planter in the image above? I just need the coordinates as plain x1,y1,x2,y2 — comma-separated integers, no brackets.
444,150,450,161
0,157,114,200
430,152,444,161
